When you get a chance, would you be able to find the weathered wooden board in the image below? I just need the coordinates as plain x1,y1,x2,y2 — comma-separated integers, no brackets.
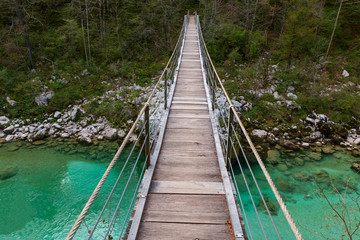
172,96,206,101
162,140,214,150
152,168,222,182
137,222,231,240
170,109,209,115
156,156,219,168
172,101,207,105
170,105,208,110
143,194,228,212
163,128,212,139
142,210,228,224
150,181,225,194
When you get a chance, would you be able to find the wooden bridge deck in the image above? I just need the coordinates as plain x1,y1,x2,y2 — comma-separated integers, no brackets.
135,16,234,239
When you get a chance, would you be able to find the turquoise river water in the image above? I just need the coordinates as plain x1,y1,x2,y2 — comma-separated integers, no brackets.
236,148,360,240
0,140,144,240
0,140,359,239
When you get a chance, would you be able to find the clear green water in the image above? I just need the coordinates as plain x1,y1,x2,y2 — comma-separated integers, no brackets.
235,148,360,240
1,140,359,240
0,140,145,240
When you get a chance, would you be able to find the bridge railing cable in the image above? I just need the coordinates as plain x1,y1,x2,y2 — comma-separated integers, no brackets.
66,12,189,240
195,13,303,240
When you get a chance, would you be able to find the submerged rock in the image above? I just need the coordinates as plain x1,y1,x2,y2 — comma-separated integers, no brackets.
266,149,280,165
322,146,335,154
312,170,330,183
277,164,288,172
351,161,360,173
308,151,322,161
293,173,310,182
0,166,19,180
352,150,360,157
294,157,304,166
7,145,20,151
257,197,279,215
276,178,292,192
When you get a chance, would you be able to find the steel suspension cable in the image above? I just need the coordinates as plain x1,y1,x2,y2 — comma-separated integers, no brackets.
195,14,303,240
231,122,281,238
102,138,147,239
66,14,189,240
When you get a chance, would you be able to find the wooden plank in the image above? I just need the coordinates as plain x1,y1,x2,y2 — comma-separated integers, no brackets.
179,68,203,71
170,105,208,110
166,122,212,130
180,63,201,68
150,180,225,194
175,84,205,88
176,76,203,80
173,96,206,101
167,117,211,126
169,113,209,119
172,101,207,105
156,156,219,168
161,141,214,152
137,222,231,240
170,110,209,116
142,210,228,224
142,194,229,222
175,82,203,86
152,167,222,182
163,128,212,138
181,59,201,62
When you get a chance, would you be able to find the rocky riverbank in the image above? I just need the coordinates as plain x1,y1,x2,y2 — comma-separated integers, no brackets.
0,82,154,145
0,107,129,145
247,111,360,157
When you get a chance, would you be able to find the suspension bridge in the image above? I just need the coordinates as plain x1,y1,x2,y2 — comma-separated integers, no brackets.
66,13,303,240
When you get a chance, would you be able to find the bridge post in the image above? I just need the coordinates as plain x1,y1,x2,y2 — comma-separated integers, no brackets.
211,73,216,111
145,104,151,168
164,75,167,110
226,107,234,170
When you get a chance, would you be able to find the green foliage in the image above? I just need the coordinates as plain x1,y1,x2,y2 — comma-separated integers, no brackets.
249,31,267,58
85,100,136,128
206,24,246,63
277,0,320,63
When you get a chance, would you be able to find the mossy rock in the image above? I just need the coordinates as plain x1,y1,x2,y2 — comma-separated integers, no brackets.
0,166,19,180
257,197,279,215
276,177,293,192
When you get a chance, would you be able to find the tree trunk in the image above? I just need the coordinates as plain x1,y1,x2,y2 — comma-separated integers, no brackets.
85,0,91,61
246,0,259,59
325,0,343,59
14,0,34,69
79,0,88,63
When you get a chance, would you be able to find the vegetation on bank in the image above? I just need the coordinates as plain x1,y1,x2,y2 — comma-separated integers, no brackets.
0,0,195,124
0,0,359,130
202,0,360,129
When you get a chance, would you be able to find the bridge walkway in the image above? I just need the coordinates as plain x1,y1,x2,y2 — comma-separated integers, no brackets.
135,16,234,239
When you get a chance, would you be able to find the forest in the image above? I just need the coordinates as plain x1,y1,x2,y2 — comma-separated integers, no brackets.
0,0,359,130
